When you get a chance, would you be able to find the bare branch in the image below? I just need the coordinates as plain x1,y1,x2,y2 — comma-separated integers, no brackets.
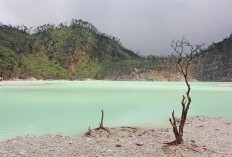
169,118,173,126
172,110,176,126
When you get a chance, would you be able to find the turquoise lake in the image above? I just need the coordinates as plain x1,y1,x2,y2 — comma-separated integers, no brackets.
0,81,232,140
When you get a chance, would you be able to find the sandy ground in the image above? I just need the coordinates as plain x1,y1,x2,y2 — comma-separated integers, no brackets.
0,116,231,157
0,81,47,86
220,84,232,87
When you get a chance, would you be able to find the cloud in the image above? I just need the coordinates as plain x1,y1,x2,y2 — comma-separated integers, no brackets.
0,0,232,55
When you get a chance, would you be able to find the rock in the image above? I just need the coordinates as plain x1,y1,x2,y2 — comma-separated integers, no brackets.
115,144,122,147
19,150,26,155
26,77,37,81
136,143,143,146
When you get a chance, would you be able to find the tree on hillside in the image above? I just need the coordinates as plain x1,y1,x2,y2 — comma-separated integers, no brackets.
167,37,203,145
0,46,19,79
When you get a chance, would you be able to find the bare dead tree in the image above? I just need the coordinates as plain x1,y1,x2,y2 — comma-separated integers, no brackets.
99,109,104,129
167,37,203,145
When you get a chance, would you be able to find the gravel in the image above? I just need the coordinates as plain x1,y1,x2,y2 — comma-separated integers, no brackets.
0,116,231,157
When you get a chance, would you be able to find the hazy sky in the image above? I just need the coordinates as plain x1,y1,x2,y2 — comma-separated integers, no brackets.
0,0,232,55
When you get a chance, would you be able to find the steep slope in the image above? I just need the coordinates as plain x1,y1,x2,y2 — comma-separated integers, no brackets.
99,35,232,81
0,20,140,80
0,24,32,54
193,35,232,81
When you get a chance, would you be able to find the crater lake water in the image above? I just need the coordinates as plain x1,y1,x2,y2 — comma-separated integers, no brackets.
0,81,232,140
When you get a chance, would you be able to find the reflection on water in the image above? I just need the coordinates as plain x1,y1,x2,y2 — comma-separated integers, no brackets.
0,81,231,140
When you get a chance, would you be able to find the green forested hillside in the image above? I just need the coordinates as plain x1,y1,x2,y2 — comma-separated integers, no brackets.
0,20,140,80
0,20,231,81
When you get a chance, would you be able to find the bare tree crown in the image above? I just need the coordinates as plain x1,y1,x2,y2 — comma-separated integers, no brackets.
170,36,203,78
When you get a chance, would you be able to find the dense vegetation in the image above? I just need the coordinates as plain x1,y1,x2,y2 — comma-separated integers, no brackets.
0,20,140,80
0,20,231,81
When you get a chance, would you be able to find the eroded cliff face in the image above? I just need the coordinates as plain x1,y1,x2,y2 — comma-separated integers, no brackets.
194,55,232,81
191,40,232,82
105,51,232,82
106,68,178,81
108,34,232,82
105,66,197,81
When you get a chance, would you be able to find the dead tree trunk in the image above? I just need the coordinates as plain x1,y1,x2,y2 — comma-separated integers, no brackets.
167,37,203,145
86,109,112,136
97,109,112,134
99,109,104,129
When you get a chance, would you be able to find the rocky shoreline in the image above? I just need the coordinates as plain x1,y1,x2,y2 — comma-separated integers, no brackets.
0,116,231,157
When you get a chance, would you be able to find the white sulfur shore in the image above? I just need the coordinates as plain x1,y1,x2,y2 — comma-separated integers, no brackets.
220,84,232,87
0,80,47,86
0,116,231,157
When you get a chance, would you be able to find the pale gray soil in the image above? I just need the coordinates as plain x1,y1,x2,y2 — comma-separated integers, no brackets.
0,80,46,86
0,116,231,157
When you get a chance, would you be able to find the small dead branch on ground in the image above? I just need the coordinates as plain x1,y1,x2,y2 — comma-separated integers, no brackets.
86,110,111,137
